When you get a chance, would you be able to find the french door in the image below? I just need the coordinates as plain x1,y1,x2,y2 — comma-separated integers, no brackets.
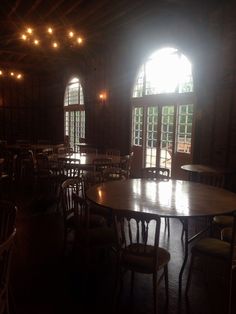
65,109,85,150
132,101,194,177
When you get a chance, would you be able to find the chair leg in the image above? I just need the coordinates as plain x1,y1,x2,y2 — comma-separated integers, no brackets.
180,219,185,240
153,272,158,314
227,267,233,314
130,270,135,297
164,265,169,304
165,218,170,236
185,253,195,296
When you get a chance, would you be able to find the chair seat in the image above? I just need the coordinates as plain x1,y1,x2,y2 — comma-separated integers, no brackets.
121,244,170,274
213,215,234,228
192,237,231,259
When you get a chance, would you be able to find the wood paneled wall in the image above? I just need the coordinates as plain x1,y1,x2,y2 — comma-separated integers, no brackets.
1,2,236,173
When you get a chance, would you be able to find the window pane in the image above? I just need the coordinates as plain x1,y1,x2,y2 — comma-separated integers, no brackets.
176,104,193,153
64,77,85,150
132,107,143,146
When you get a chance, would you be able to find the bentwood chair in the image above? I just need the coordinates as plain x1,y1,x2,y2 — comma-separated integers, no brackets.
101,166,127,182
0,230,16,314
93,158,112,172
141,167,171,235
105,148,120,156
0,201,17,241
0,201,17,314
120,152,133,179
113,210,170,314
198,172,229,237
73,194,115,267
61,177,105,252
141,167,170,181
186,211,236,314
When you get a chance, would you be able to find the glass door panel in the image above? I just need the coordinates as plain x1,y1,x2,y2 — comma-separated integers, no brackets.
145,106,158,167
159,106,174,171
132,107,143,146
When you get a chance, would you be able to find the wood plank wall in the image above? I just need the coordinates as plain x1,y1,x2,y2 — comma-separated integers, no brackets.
0,2,236,184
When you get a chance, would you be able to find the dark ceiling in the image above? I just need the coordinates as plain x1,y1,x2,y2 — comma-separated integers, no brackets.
0,0,226,72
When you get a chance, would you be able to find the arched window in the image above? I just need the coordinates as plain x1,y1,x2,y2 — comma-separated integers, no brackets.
64,77,85,150
132,47,194,175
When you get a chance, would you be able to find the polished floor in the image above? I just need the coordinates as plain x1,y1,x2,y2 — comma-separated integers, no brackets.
6,186,236,314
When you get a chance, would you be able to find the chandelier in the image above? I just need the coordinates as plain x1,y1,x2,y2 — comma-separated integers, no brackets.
20,26,84,49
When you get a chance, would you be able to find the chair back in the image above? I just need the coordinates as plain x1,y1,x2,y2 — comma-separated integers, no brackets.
230,211,236,262
0,230,16,314
120,153,133,178
105,149,120,156
57,158,80,178
0,201,17,242
36,153,51,174
61,177,85,223
93,158,112,172
102,167,126,182
141,167,170,181
80,147,97,154
113,210,161,268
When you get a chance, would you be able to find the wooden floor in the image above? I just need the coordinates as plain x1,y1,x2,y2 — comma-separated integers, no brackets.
6,186,236,314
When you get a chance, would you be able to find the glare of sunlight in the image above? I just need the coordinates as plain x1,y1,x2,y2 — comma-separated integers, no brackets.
146,47,192,94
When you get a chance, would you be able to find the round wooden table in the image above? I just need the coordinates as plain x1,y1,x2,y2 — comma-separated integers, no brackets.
53,153,120,166
86,178,236,296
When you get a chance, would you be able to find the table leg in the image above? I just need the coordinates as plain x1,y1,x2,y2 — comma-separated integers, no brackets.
178,218,189,299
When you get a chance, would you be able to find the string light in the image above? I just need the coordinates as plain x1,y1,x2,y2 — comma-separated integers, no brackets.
20,26,84,49
52,42,58,48
0,68,23,80
77,37,83,44
27,28,33,34
47,27,53,34
69,31,74,38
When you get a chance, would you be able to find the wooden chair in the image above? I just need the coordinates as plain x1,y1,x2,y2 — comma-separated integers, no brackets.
141,167,170,235
0,201,17,241
35,153,59,205
57,158,80,178
73,193,115,266
105,148,120,156
198,172,228,238
14,149,35,184
61,177,106,252
141,167,170,181
93,158,112,172
0,201,17,314
113,210,170,314
186,211,236,314
101,166,127,182
120,152,133,179
0,230,16,314
80,146,97,155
